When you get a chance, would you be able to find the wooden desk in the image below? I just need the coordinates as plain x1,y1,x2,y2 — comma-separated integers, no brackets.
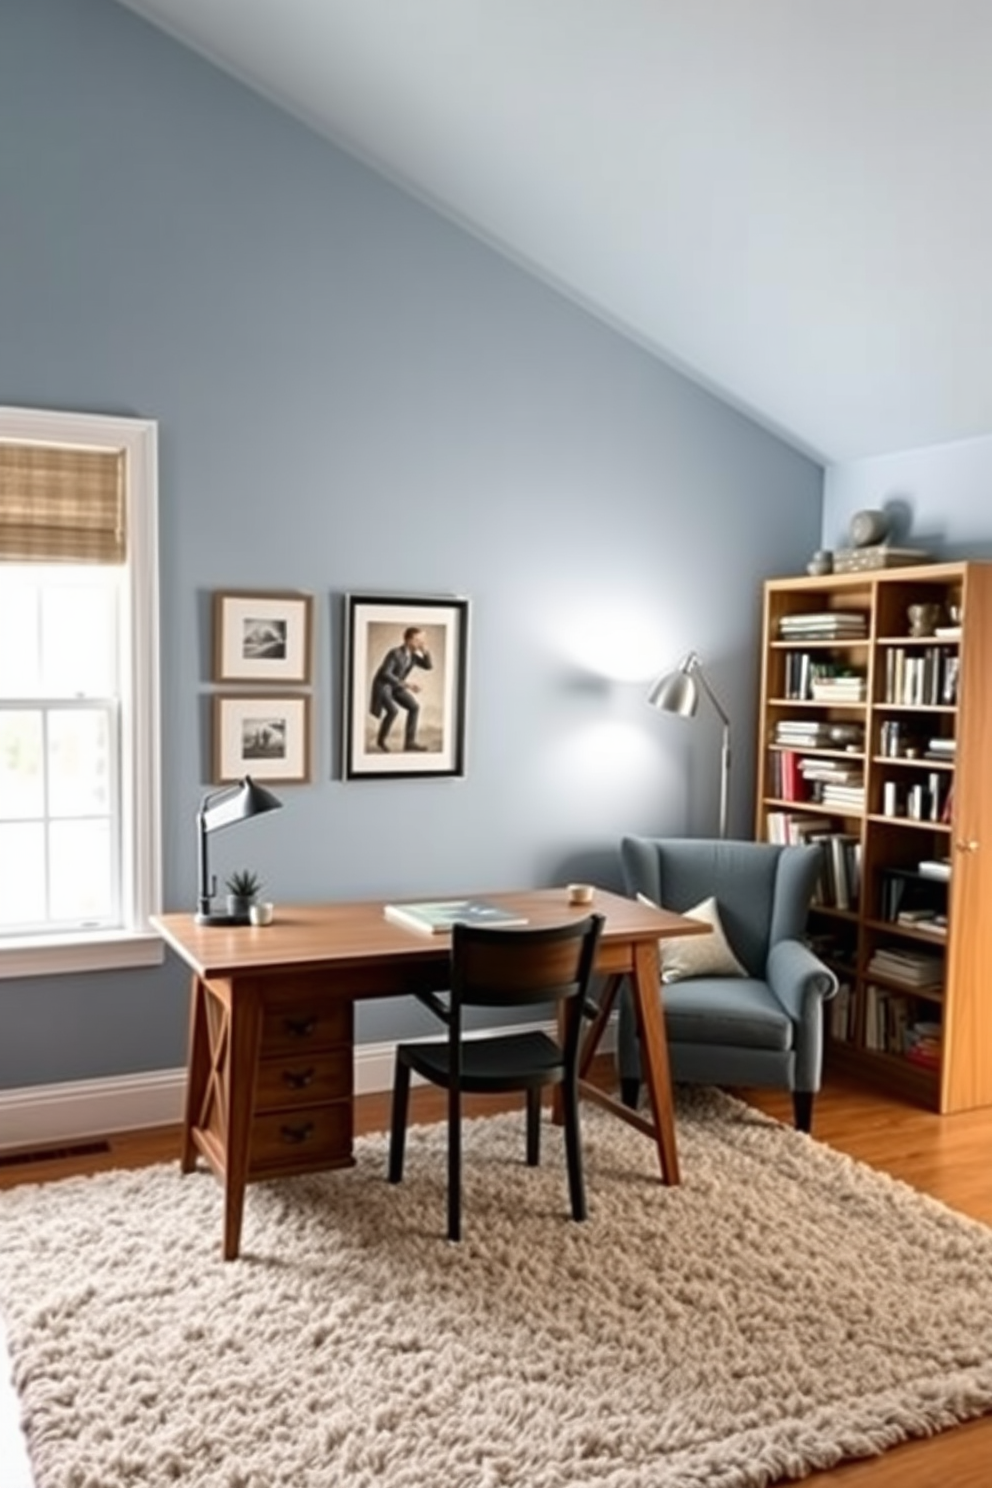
152,888,704,1259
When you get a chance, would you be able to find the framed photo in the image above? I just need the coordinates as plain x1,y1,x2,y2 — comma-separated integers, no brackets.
344,594,469,779
213,693,311,783
213,590,313,684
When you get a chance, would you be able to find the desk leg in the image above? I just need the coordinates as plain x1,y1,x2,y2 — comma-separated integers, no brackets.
181,975,209,1175
629,940,680,1185
572,946,680,1186
552,974,621,1127
222,984,263,1261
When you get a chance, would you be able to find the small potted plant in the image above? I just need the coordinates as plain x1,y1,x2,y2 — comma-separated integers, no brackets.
225,869,262,922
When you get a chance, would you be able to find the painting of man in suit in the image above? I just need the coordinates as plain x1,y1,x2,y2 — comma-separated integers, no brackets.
346,596,467,779
368,625,439,752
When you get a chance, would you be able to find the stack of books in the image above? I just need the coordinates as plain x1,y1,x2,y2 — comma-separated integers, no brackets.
798,756,865,813
773,719,837,748
905,1020,942,1069
867,946,944,990
779,612,868,641
895,907,947,937
808,666,867,704
926,736,956,761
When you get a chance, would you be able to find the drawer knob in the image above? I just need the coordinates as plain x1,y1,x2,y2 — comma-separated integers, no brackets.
283,1016,317,1038
280,1121,315,1145
282,1067,316,1090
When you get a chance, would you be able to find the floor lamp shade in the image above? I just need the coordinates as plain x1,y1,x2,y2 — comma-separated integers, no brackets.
648,652,731,838
196,776,282,925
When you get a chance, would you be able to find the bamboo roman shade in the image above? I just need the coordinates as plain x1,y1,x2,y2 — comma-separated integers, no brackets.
0,442,126,563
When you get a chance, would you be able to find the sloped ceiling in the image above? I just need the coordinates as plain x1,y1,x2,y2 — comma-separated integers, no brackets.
114,0,992,465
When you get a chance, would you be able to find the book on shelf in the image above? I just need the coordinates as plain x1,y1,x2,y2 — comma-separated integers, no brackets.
904,1019,942,1068
828,980,856,1042
895,909,947,937
773,720,864,751
918,858,952,881
866,946,944,989
810,679,867,703
864,988,941,1059
384,899,529,935
883,646,957,707
765,810,833,847
832,546,931,573
809,831,860,909
778,612,868,640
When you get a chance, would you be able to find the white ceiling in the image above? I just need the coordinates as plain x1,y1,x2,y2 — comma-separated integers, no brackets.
114,0,992,465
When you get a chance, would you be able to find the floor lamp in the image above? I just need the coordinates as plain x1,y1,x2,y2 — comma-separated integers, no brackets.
196,776,283,925
648,651,731,838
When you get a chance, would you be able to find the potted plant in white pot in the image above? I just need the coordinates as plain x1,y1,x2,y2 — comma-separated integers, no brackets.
225,869,262,922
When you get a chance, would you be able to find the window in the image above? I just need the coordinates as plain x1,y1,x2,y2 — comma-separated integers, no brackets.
0,408,162,977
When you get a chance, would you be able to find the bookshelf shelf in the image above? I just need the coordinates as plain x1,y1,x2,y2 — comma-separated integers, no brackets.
756,560,992,1113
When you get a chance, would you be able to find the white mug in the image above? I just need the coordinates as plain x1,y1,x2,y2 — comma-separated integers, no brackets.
249,901,275,926
567,883,595,906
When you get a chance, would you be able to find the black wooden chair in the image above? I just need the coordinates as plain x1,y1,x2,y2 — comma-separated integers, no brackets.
388,914,604,1241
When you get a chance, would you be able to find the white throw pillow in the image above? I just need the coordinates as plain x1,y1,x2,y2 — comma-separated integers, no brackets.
636,892,748,984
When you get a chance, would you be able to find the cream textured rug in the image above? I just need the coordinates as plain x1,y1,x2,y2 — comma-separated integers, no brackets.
2,1089,992,1488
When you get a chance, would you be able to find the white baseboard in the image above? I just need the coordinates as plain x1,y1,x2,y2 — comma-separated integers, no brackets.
0,1021,616,1153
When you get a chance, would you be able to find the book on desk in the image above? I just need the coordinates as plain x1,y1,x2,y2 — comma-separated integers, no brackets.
383,899,529,935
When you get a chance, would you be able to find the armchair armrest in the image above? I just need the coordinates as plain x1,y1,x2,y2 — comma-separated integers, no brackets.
766,939,839,1091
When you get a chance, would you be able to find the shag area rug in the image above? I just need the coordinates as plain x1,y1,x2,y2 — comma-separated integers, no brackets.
2,1090,992,1488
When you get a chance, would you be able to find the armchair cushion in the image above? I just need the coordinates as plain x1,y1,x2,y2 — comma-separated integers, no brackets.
636,891,747,984
663,978,794,1051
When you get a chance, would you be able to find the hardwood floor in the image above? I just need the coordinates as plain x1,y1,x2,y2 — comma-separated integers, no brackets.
1,1069,990,1485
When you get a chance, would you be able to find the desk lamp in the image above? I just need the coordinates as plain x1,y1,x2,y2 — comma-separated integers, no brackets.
648,651,731,838
195,776,282,925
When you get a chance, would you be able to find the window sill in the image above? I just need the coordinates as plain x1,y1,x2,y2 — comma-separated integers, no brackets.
0,931,165,980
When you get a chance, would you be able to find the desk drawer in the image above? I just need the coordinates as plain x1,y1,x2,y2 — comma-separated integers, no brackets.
260,994,352,1055
249,1102,353,1174
255,1047,352,1111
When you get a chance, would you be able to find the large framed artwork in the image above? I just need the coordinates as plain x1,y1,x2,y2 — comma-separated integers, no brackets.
213,693,311,783
343,594,469,779
213,590,313,685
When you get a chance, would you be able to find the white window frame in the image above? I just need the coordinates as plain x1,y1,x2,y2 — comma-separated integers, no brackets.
0,406,163,978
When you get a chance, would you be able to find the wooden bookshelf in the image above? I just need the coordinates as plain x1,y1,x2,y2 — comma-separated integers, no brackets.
755,560,992,1113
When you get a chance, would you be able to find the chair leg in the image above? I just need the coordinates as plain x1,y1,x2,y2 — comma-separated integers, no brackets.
526,1088,541,1166
620,1077,640,1110
388,1057,411,1183
562,1080,587,1223
447,1083,461,1242
792,1090,813,1133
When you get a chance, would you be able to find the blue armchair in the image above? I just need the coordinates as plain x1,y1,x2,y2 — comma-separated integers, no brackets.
618,837,838,1131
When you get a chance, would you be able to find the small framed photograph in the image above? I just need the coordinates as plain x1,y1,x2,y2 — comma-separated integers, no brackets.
213,590,313,684
344,594,469,779
213,694,311,783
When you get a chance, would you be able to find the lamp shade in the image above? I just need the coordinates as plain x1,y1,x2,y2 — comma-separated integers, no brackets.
647,655,699,717
201,776,282,833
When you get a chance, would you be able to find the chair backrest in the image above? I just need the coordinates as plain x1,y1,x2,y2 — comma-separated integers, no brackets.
451,914,603,1010
620,837,821,976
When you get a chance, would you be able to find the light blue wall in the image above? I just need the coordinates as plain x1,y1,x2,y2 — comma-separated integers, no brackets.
823,435,992,560
0,0,824,1089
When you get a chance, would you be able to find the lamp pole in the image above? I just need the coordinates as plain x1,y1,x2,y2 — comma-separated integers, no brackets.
690,662,731,839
